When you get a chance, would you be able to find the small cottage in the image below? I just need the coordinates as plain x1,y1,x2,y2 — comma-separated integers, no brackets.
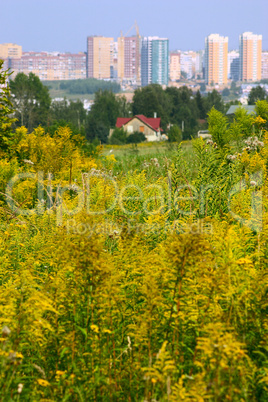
112,115,163,142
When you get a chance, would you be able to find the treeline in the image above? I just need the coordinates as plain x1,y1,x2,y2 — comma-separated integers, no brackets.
58,78,121,94
9,72,267,144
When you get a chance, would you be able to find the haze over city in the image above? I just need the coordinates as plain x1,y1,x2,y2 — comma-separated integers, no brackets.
1,0,267,52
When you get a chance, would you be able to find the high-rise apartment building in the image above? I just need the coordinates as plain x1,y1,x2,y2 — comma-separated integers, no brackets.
169,52,181,81
204,34,228,85
87,36,114,79
141,37,169,86
230,58,240,82
180,51,194,79
228,50,239,81
117,36,140,82
112,41,118,79
262,51,268,80
195,50,204,78
0,43,22,60
239,32,262,82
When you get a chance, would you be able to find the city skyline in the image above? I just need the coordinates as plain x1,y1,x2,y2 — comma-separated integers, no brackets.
1,32,267,84
0,0,267,54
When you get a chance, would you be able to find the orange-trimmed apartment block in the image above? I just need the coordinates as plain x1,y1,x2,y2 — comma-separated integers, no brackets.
205,34,228,85
117,36,140,81
169,52,181,81
87,36,114,79
239,32,262,82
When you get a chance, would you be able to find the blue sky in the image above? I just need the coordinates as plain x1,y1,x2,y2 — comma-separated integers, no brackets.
1,0,267,52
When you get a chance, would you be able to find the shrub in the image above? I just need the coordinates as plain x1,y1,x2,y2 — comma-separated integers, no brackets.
109,127,127,145
126,131,146,144
168,124,182,142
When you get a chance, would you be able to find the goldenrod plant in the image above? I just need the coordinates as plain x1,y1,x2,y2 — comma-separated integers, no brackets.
0,67,268,400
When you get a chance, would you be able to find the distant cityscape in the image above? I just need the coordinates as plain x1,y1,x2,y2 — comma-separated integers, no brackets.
0,28,267,95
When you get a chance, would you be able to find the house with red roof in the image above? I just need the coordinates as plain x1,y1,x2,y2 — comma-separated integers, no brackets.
111,115,164,142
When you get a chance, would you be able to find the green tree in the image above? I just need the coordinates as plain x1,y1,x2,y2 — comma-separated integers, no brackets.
10,72,51,131
57,77,121,94
207,107,229,148
248,85,267,105
86,90,129,143
109,127,127,145
49,99,87,135
195,90,207,119
222,88,230,97
0,60,16,153
168,124,182,143
132,84,170,130
166,86,199,139
205,89,225,113
117,95,132,117
228,107,254,146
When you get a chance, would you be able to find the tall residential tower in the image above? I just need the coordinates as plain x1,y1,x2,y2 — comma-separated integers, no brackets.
262,52,268,80
117,35,140,82
141,37,169,87
169,52,181,81
204,34,228,85
239,32,262,82
87,36,114,79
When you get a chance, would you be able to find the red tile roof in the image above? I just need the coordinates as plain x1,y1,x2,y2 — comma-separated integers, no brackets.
116,117,132,127
116,115,162,132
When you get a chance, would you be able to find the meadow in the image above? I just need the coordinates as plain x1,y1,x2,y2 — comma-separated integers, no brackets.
0,102,268,401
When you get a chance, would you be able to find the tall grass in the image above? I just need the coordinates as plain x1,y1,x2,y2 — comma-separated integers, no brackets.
0,111,268,400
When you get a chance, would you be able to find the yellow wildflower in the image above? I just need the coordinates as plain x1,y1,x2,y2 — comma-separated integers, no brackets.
90,324,99,333
37,379,50,387
56,370,66,376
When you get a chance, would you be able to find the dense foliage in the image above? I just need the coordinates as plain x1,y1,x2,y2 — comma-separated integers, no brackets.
48,99,87,137
0,62,268,400
86,91,131,143
58,78,121,95
248,85,268,105
0,60,17,153
109,128,146,145
10,72,51,131
132,85,225,138
9,71,231,143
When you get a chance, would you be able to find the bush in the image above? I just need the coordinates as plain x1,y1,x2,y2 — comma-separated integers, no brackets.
109,127,127,145
126,131,146,144
168,125,182,143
